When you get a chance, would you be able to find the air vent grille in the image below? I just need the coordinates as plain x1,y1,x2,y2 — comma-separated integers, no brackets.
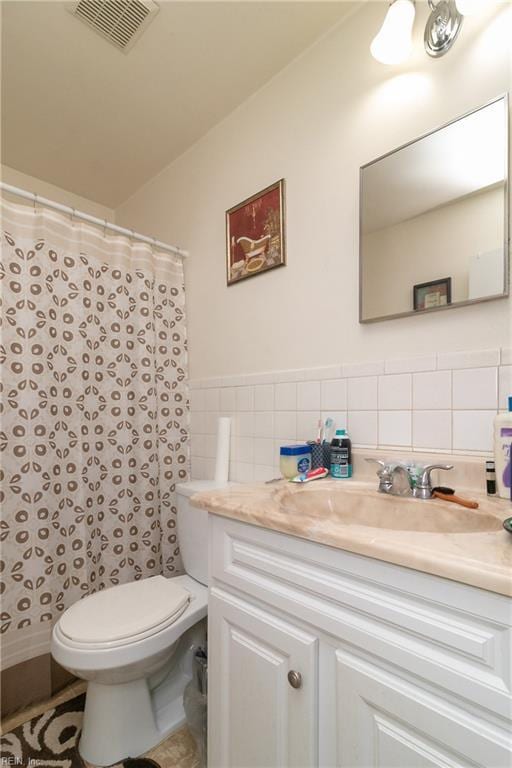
71,0,159,51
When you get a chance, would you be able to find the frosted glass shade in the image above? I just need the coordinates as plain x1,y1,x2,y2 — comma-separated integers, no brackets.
370,0,416,65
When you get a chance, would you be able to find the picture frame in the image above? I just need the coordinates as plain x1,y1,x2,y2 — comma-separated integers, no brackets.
226,179,286,285
413,277,452,311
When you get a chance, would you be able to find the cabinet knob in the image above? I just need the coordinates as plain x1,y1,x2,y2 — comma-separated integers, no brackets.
287,670,302,689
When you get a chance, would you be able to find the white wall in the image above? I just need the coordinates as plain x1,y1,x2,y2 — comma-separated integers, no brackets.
1,164,114,220
116,2,512,381
363,185,504,318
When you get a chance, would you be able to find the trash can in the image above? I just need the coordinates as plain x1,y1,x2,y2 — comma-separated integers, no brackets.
183,647,207,767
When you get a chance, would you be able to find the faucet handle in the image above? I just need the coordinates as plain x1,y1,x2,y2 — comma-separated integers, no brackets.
365,458,386,471
418,464,454,485
365,458,392,492
415,464,453,499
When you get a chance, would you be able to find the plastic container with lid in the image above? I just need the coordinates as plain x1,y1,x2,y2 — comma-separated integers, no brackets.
280,444,312,479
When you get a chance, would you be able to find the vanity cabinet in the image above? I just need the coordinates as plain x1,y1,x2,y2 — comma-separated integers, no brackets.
207,515,512,768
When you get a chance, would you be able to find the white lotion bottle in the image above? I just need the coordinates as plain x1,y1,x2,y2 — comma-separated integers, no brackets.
494,396,512,499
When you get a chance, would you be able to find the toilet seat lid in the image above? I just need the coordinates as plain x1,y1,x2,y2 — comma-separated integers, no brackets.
59,576,190,644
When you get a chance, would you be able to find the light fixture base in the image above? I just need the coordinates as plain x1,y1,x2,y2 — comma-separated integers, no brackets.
424,0,463,58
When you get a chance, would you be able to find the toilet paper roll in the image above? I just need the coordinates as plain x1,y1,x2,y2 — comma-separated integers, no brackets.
214,416,231,485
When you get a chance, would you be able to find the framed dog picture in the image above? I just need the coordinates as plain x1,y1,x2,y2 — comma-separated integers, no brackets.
226,179,286,285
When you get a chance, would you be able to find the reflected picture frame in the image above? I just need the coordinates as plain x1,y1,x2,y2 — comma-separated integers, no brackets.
413,277,452,311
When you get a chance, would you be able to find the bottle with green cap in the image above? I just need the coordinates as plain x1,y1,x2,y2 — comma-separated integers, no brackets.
330,428,352,479
494,396,512,499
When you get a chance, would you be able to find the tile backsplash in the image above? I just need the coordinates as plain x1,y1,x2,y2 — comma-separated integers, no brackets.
188,347,511,482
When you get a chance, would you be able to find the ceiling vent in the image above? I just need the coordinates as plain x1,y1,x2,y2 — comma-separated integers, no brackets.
69,0,159,52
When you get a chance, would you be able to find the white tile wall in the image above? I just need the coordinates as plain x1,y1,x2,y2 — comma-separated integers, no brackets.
205,388,220,412
220,387,236,412
236,386,254,411
378,374,412,410
275,382,297,411
413,371,451,410
189,346,510,479
347,376,378,410
453,411,495,452
321,379,347,411
379,411,411,447
413,411,452,451
254,437,274,466
254,384,274,411
297,411,321,442
452,368,497,410
274,411,296,440
437,348,500,370
297,381,321,411
384,355,436,374
347,411,378,447
253,412,274,438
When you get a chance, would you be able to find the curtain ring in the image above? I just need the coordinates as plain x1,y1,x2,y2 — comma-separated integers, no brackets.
103,219,108,237
71,207,76,224
152,236,157,254
33,193,38,212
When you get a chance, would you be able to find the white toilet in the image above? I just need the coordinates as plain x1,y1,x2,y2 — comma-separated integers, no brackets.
51,480,222,767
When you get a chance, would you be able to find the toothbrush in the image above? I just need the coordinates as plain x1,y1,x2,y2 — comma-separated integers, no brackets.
324,417,334,443
316,419,323,444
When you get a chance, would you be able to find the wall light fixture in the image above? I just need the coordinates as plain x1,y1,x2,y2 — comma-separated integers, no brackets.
371,0,481,64
370,0,416,65
424,0,463,57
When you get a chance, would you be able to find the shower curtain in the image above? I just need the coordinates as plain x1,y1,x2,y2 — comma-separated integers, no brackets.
0,197,189,712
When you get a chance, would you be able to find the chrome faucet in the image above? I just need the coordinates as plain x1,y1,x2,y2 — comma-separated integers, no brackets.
365,459,411,496
413,464,454,500
366,459,453,499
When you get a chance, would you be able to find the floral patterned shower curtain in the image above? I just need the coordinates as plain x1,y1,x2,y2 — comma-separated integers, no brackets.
0,198,189,682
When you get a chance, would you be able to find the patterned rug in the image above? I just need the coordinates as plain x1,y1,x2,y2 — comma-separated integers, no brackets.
1,693,87,767
0,692,185,768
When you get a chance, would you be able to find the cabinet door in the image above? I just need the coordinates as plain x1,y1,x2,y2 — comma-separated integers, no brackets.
208,586,318,768
335,648,511,768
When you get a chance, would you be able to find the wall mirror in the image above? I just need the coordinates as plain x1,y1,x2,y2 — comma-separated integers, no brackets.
360,95,509,323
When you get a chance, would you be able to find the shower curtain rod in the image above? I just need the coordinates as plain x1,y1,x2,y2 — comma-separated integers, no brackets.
0,182,188,259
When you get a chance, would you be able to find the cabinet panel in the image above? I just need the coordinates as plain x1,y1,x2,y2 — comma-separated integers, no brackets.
335,648,511,768
210,515,512,720
208,586,318,768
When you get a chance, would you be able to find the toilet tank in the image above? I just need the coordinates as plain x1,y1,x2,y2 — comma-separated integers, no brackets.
176,481,230,586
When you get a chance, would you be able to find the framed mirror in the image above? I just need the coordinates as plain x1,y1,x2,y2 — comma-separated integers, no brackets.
360,95,509,323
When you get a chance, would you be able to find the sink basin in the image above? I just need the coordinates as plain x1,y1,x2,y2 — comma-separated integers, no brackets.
276,486,503,534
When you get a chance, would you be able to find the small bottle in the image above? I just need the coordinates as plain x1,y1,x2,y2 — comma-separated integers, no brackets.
330,429,352,479
494,397,512,500
486,461,496,496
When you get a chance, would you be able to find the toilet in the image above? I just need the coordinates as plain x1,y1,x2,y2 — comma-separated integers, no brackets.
51,480,223,767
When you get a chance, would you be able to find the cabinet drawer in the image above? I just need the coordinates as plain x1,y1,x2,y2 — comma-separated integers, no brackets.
209,514,512,722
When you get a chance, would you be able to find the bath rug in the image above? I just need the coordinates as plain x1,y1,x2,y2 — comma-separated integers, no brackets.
0,693,86,768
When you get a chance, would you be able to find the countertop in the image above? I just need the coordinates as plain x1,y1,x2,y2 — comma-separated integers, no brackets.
191,478,512,597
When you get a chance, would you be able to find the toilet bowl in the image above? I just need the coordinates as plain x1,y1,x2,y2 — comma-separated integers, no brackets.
51,480,225,767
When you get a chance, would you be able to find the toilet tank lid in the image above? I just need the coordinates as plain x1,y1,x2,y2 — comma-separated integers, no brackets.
176,480,234,498
59,576,190,644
